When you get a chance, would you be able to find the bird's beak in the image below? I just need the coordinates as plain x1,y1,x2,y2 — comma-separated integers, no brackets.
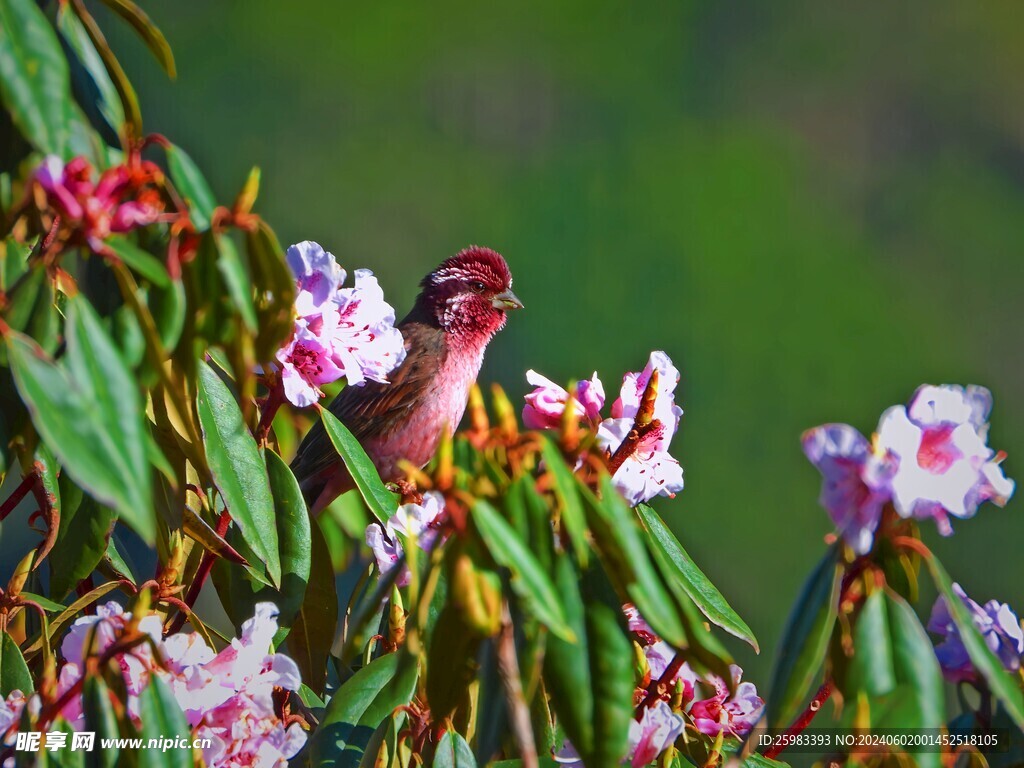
492,288,524,311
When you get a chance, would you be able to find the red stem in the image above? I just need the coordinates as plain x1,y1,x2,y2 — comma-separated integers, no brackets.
166,510,230,634
255,379,285,446
0,473,37,522
763,679,834,760
635,653,686,717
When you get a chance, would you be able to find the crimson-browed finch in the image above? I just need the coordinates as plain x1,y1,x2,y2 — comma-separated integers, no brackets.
290,246,522,513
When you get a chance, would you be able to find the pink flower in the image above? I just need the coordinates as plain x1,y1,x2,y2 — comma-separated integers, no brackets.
623,603,658,646
802,424,897,554
687,665,764,738
33,156,161,251
0,691,27,743
366,492,446,587
279,242,406,407
522,370,605,430
597,352,685,506
877,385,1015,535
628,700,684,768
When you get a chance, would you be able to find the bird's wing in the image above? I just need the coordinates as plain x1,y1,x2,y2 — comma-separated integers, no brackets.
289,321,446,489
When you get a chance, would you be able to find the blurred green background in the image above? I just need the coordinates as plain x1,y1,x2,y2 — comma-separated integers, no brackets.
113,1,1024,685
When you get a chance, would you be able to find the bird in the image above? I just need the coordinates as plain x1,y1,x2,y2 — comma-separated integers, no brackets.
290,246,523,514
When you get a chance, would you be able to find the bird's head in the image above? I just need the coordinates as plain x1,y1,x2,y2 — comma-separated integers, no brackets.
417,246,523,342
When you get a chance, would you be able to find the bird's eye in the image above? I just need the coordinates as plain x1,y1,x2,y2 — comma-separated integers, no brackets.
468,280,486,294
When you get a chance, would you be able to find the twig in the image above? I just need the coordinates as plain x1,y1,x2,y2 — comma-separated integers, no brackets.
636,653,686,716
607,419,661,476
762,679,834,760
497,603,538,768
166,509,230,634
0,472,37,523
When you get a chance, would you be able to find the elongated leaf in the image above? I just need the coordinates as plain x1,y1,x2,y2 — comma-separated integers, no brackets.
580,477,685,647
0,0,77,156
472,500,574,642
246,221,296,361
883,590,943,768
18,592,65,613
766,544,842,727
215,234,257,331
585,598,634,767
637,503,758,652
539,435,588,566
924,557,1024,730
49,473,116,600
82,676,121,768
287,515,337,696
165,143,215,230
105,236,170,288
96,0,175,78
434,731,477,768
196,360,280,587
319,407,398,524
0,633,31,696
137,676,192,768
849,589,895,697
427,605,482,718
7,298,153,543
56,4,124,133
311,652,419,768
213,450,311,642
1,261,59,365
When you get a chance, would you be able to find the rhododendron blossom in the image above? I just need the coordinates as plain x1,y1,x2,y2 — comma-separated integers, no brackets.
802,424,897,554
277,241,406,407
629,700,685,767
687,665,764,738
522,370,605,429
33,155,162,251
597,351,685,506
48,601,305,767
877,385,1014,535
928,583,1024,684
366,491,446,586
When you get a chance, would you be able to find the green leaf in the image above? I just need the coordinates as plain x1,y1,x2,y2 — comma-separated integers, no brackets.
56,3,124,134
310,652,419,768
766,544,842,727
18,592,66,612
82,676,121,768
319,407,398,524
882,590,944,768
165,143,216,230
213,449,311,642
0,0,77,157
136,676,192,768
48,472,116,600
426,605,482,719
849,589,896,697
95,0,176,79
0,633,31,696
196,360,280,587
636,503,758,652
923,557,1024,731
7,297,154,543
105,236,170,288
580,476,686,647
246,221,296,362
434,730,477,768
585,597,634,767
472,499,574,642
287,514,338,696
0,261,59,366
215,234,257,332
539,435,588,566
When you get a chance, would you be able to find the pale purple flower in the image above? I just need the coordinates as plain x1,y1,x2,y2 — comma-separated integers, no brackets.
877,385,1014,535
279,242,406,407
928,583,1024,684
687,665,764,738
623,603,658,645
597,352,685,506
366,491,446,587
286,241,346,316
522,370,605,430
628,700,684,768
802,424,897,554
0,691,27,742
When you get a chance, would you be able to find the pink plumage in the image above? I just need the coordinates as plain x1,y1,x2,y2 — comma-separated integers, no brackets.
290,246,522,513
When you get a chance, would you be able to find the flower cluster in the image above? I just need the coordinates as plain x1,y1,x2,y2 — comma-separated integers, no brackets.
33,156,163,252
523,351,685,506
928,583,1024,684
277,241,406,407
19,601,306,767
366,491,446,586
803,384,1014,552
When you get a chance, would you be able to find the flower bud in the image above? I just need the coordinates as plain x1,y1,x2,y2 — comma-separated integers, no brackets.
7,550,35,597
